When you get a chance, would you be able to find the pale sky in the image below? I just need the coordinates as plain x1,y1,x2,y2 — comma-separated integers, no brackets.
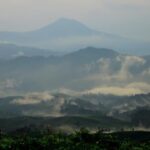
0,0,150,41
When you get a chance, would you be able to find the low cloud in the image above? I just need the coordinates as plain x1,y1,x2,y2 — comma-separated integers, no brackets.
11,91,54,105
127,82,150,93
115,56,145,81
12,51,24,58
84,86,141,96
81,56,146,83
0,79,20,89
142,68,150,76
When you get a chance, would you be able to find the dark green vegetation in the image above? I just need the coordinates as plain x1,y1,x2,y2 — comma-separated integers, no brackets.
0,129,150,150
130,108,150,127
0,116,129,132
0,93,149,132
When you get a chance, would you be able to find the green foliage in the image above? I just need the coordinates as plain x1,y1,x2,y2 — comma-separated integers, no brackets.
0,130,150,150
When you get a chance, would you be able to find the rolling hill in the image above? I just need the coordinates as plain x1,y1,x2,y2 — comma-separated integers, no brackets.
0,92,149,131
0,47,149,95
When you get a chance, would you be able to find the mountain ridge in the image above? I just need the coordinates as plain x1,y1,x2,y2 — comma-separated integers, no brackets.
0,18,150,55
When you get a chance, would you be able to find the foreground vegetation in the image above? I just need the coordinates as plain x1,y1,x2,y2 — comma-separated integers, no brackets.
0,128,150,150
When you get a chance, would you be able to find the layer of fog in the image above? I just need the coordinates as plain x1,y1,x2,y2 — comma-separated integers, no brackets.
0,55,149,96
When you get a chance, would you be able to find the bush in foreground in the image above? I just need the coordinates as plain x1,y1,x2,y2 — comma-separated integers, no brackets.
0,128,150,150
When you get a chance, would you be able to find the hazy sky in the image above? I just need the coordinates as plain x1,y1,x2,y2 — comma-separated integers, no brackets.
0,0,150,41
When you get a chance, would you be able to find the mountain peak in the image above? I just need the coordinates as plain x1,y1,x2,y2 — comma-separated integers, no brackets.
78,47,118,55
31,18,94,37
49,18,89,28
64,47,119,63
